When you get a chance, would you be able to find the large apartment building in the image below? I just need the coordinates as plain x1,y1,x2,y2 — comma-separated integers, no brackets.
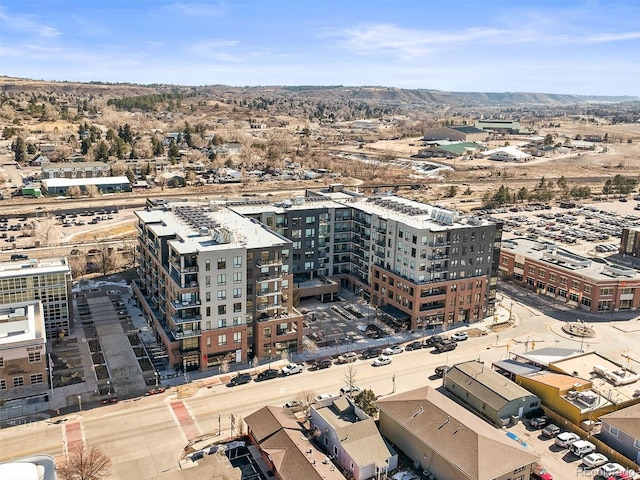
134,203,304,372
134,188,501,372
231,186,502,329
0,258,73,339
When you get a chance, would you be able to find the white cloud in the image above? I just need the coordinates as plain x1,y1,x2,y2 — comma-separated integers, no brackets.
0,8,61,38
323,22,640,58
166,1,225,17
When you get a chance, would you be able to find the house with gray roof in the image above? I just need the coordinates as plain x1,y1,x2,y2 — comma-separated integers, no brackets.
599,403,640,464
377,386,539,480
444,360,541,426
310,396,397,480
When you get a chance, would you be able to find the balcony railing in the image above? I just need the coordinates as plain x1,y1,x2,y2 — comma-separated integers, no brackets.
257,274,282,283
256,303,280,312
171,314,202,325
256,258,283,267
257,290,279,297
172,300,201,309
421,289,446,298
171,328,202,340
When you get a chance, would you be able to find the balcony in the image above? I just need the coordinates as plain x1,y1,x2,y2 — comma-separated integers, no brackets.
172,299,201,309
428,254,450,261
256,303,281,312
419,302,445,312
421,288,446,297
257,274,282,283
429,241,450,247
256,258,283,267
171,328,202,340
257,290,279,297
171,313,202,325
170,256,198,274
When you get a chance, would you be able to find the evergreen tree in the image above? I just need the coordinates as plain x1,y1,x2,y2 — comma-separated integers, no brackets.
12,136,26,164
95,141,110,162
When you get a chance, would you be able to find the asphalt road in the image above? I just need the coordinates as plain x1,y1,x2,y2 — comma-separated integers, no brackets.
2,293,639,479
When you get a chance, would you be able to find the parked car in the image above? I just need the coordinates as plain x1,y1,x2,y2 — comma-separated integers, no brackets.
570,440,596,458
187,450,205,462
391,472,419,480
373,355,392,366
315,393,339,403
312,358,333,370
284,400,303,411
281,363,304,376
598,463,626,478
434,365,449,378
434,341,457,353
555,431,580,448
405,341,423,351
450,331,468,341
541,424,560,438
424,335,446,347
530,463,553,480
255,369,280,382
582,453,608,469
384,345,404,355
337,352,358,364
227,373,252,386
339,385,362,396
361,347,383,359
530,416,550,429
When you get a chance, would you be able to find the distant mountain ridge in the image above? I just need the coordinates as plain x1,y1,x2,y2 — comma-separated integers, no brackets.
1,76,637,107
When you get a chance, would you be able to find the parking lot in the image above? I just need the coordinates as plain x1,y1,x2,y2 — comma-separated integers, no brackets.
483,198,640,258
506,418,638,479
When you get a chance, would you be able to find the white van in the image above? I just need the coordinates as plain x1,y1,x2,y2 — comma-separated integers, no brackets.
570,440,596,457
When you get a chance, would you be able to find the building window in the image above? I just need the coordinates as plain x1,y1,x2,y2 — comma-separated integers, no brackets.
217,290,227,300
609,425,619,436
217,258,227,269
13,377,24,388
233,316,241,326
206,291,211,302
205,276,211,288
218,319,227,328
234,332,242,343
29,352,41,363
234,303,242,313
30,373,44,384
205,259,210,271
233,256,242,267
233,272,242,284
584,285,592,294
0,379,6,390
218,305,226,315
206,306,211,317
0,357,4,368
218,334,227,346
217,274,226,286
634,438,640,449
233,288,242,298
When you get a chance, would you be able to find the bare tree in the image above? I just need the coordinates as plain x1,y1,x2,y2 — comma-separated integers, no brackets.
67,185,82,199
299,389,316,417
343,363,358,397
58,445,111,480
93,239,117,276
85,184,99,198
68,254,87,279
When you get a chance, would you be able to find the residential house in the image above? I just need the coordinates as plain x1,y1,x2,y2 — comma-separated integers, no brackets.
443,360,541,426
41,161,111,179
600,403,640,464
245,406,347,480
310,396,397,480
481,146,532,162
376,386,539,480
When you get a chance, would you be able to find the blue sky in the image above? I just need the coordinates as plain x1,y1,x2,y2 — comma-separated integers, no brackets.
1,0,639,95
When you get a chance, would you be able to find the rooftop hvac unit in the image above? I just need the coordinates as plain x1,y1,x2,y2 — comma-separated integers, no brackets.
576,391,598,406
567,390,578,400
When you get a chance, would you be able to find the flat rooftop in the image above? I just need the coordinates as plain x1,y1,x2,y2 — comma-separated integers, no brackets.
0,257,70,279
502,237,637,280
0,302,44,346
136,204,290,253
550,351,640,403
229,193,493,231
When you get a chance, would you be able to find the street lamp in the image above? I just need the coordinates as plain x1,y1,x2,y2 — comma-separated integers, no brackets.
47,352,54,399
107,381,111,400
154,371,160,388
78,395,82,412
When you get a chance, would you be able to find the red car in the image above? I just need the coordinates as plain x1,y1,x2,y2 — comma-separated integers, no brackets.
531,463,553,480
